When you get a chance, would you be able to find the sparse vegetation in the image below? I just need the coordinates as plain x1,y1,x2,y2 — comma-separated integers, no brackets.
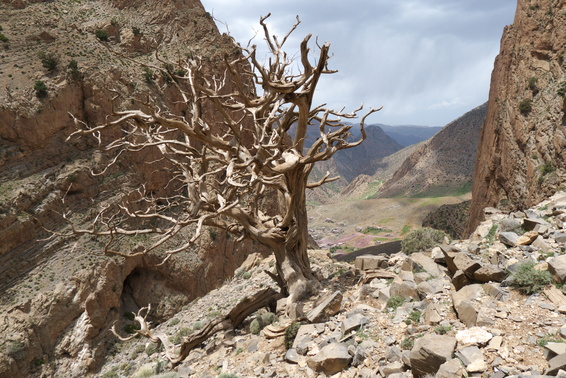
96,29,108,41
485,224,498,246
250,312,277,335
528,77,538,94
541,161,556,176
434,325,452,335
405,310,421,325
142,67,154,83
362,226,391,235
38,51,59,72
386,296,405,311
519,98,532,115
67,59,81,81
285,322,301,349
0,32,8,43
34,80,48,98
510,261,553,294
399,336,414,350
123,322,141,334
144,342,160,356
5,340,24,356
537,334,564,347
401,228,448,254
558,81,566,97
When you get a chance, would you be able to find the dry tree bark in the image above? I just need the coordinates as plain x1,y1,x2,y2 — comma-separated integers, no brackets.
63,14,380,362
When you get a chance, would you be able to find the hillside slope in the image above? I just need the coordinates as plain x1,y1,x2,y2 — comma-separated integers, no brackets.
0,1,264,376
378,103,487,198
468,0,566,233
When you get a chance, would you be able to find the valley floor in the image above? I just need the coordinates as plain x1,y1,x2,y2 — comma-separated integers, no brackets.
307,194,471,251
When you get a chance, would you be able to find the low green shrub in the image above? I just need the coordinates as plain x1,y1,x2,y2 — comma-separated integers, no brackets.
96,29,108,41
38,51,58,72
250,312,278,334
386,296,405,311
401,228,448,254
519,98,532,115
34,80,48,98
284,322,301,349
434,325,452,335
510,261,553,294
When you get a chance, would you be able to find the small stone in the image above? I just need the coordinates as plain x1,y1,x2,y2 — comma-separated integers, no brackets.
487,336,503,351
456,327,493,346
517,231,539,245
436,358,464,378
285,349,299,364
341,313,369,335
379,361,404,377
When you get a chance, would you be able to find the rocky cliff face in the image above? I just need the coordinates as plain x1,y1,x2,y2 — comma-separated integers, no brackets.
378,103,487,198
0,1,263,376
468,0,566,234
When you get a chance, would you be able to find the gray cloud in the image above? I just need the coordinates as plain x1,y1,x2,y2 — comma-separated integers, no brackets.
201,0,516,126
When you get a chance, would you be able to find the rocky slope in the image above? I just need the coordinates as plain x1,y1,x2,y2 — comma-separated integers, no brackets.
468,0,566,233
93,191,566,377
378,102,487,198
0,1,266,376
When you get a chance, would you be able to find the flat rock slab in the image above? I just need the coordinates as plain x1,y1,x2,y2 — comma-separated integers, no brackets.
307,290,343,323
410,334,457,377
341,312,369,335
474,265,506,283
499,232,519,247
436,358,464,378
546,352,566,375
545,342,566,356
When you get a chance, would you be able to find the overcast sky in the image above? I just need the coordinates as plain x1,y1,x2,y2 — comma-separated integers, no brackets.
200,0,517,127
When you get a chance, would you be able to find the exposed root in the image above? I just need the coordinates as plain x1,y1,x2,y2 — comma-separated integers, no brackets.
111,287,282,365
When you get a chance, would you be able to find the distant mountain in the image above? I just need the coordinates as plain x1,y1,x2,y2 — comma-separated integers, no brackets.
306,124,403,203
340,142,423,200
377,102,488,198
377,124,442,147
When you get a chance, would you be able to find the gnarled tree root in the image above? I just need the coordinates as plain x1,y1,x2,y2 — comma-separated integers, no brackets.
112,287,282,365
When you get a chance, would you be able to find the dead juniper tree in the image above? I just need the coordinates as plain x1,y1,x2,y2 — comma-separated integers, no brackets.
66,14,379,360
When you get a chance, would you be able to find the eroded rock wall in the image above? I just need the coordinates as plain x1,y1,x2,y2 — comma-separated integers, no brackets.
0,0,267,376
468,0,566,234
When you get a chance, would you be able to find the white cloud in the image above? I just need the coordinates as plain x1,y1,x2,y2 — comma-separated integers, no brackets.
201,0,516,126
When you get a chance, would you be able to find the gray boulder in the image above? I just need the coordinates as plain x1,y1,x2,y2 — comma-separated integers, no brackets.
549,255,566,283
474,264,506,283
410,334,456,377
499,231,519,247
436,358,465,378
